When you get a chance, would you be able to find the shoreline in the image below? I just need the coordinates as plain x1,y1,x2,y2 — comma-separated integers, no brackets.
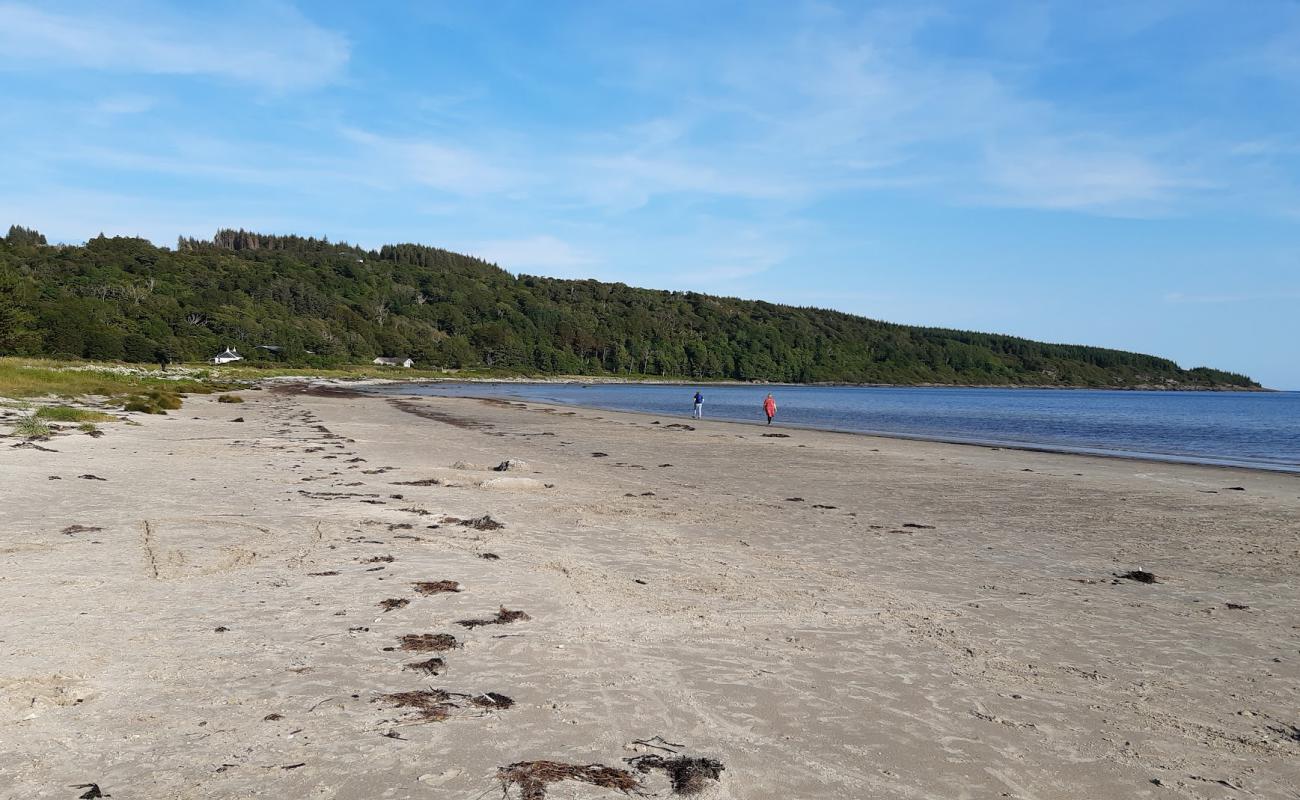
366,381,1300,476
309,372,1276,392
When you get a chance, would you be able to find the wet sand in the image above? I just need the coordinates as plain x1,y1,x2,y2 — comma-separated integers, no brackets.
2,385,1298,799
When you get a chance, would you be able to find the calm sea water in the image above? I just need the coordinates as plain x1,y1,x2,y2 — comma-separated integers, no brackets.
377,382,1300,473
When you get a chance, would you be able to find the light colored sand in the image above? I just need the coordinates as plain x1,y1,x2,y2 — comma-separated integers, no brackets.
1,386,1298,799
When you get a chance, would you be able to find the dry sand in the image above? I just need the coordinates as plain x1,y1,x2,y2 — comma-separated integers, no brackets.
1,385,1298,799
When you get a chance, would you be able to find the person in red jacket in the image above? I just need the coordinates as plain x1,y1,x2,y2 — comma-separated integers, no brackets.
763,393,777,425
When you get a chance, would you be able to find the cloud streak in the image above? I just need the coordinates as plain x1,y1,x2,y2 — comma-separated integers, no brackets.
340,129,524,196
982,138,1197,214
0,1,348,90
466,235,597,276
4,1,1282,222
1164,290,1300,304
559,4,1209,218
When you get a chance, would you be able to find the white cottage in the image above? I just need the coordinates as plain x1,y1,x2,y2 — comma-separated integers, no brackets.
211,347,243,365
372,356,414,368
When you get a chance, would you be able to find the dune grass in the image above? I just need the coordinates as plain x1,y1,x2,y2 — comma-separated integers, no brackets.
32,405,117,423
122,388,185,414
12,415,52,438
123,398,165,414
149,389,183,409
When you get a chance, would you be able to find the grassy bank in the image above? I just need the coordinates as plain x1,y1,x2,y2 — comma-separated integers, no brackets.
0,358,229,436
0,357,217,398
0,356,716,403
0,356,488,399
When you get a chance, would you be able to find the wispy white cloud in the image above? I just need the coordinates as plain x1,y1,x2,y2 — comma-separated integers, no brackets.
1164,289,1300,304
52,126,521,198
574,154,794,210
9,1,1251,221
665,228,790,288
340,128,523,196
568,5,1204,217
1228,137,1300,158
1232,12,1300,84
61,142,328,187
4,0,1297,289
93,93,157,115
0,1,348,90
982,138,1198,214
465,235,597,276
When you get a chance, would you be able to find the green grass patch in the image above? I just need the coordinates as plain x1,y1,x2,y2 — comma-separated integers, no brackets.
0,356,693,408
0,357,222,399
33,405,117,423
124,397,166,414
0,359,217,416
12,415,52,438
78,421,99,433
144,389,184,409
216,394,245,403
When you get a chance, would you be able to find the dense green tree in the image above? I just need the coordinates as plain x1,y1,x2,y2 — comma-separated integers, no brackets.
0,227,1259,388
0,295,34,354
122,332,158,363
4,225,46,246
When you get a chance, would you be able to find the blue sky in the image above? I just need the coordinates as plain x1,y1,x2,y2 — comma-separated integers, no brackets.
1,1,1297,387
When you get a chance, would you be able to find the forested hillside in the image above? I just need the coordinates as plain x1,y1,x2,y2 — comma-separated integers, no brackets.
0,226,1258,388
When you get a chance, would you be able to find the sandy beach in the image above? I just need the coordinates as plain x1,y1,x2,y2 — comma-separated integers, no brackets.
2,385,1298,799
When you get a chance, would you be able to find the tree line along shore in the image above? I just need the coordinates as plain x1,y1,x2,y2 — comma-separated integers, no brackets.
0,225,1258,390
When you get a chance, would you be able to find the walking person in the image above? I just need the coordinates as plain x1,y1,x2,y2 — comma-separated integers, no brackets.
763,393,777,425
692,390,704,419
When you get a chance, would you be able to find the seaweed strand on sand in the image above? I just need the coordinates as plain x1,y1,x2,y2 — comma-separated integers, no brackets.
457,606,530,628
498,761,640,800
413,580,461,595
628,753,725,795
399,633,459,651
